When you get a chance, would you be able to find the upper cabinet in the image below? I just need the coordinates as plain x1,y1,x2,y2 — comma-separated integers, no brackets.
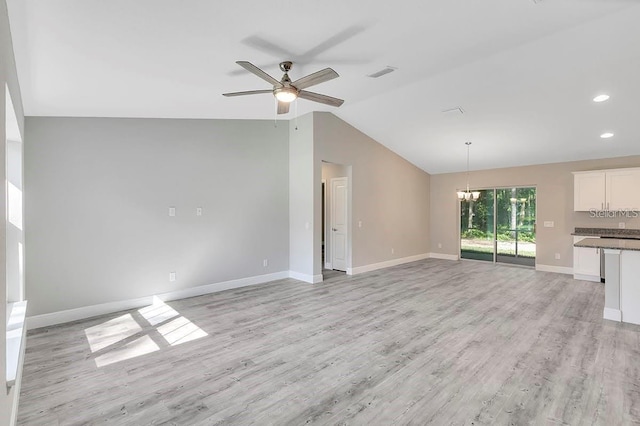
574,171,606,211
573,168,640,211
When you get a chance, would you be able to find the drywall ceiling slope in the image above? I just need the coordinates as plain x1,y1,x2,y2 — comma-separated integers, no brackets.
7,0,640,173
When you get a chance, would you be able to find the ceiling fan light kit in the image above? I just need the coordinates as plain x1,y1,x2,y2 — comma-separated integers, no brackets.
274,86,298,103
223,60,344,114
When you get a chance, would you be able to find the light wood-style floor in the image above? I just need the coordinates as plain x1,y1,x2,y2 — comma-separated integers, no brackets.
18,259,640,425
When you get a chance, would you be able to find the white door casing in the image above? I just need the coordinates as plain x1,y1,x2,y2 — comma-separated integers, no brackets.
331,177,348,271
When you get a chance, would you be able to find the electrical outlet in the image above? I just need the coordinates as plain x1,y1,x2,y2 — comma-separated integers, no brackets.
544,221,554,228
438,243,442,249
358,220,362,228
169,272,176,282
619,222,626,229
555,253,561,260
391,248,395,254
168,207,176,217
263,259,268,267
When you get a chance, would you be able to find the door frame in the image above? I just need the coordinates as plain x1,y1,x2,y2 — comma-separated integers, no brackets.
322,179,331,269
458,184,537,266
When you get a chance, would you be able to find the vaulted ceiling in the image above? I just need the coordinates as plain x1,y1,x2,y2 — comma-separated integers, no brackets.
7,0,640,173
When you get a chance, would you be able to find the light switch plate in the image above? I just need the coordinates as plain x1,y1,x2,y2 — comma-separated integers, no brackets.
196,207,203,216
169,272,176,282
169,207,176,217
544,221,554,228
619,222,626,229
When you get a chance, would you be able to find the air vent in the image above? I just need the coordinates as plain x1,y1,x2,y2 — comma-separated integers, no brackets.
441,107,465,115
367,66,397,78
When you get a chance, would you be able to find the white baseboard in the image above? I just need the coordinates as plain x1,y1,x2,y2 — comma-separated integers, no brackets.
535,264,574,275
27,271,290,330
604,307,622,322
289,271,323,284
347,253,429,275
573,273,600,282
428,253,459,261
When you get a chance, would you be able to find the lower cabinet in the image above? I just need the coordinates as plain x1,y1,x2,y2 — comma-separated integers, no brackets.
573,236,601,282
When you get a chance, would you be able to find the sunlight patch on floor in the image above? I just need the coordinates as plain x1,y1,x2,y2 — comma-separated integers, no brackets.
84,313,142,353
94,335,160,368
85,297,208,367
157,315,208,346
139,296,180,326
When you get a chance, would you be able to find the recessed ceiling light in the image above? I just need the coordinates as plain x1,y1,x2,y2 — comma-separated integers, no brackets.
601,132,614,139
593,94,610,103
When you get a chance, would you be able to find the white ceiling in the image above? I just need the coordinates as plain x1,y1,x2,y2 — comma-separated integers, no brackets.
7,0,640,173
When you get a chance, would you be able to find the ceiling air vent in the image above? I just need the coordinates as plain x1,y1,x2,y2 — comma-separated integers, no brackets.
367,66,397,78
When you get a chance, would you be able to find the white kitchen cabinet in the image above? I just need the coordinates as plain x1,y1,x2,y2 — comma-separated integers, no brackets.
606,169,640,210
573,168,640,211
574,172,606,211
573,236,601,282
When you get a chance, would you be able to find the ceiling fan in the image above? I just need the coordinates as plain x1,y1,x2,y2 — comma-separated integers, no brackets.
223,61,344,114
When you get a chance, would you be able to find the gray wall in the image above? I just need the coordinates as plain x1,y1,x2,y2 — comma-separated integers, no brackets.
430,155,640,268
314,112,431,274
1,0,26,422
25,117,290,315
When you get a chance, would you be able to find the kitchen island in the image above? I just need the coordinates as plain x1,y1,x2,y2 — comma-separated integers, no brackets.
574,237,640,325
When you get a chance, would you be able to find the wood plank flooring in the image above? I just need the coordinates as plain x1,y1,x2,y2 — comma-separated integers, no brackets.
17,259,640,425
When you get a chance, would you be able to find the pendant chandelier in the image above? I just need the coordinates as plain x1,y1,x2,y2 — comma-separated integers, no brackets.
457,142,480,201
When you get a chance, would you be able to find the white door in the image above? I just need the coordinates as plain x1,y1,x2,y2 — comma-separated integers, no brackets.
331,177,348,271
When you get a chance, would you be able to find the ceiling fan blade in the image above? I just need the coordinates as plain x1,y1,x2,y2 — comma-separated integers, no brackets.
222,89,273,97
292,68,339,90
277,101,290,115
236,61,282,87
298,90,344,107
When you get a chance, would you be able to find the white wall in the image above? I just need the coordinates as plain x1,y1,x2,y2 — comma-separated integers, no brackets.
1,0,26,422
288,114,316,281
24,117,290,316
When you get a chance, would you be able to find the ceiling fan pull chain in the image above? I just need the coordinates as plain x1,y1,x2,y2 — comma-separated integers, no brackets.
274,97,278,128
294,100,299,131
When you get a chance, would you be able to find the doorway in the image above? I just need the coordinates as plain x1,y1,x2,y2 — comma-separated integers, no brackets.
321,162,349,278
460,187,536,267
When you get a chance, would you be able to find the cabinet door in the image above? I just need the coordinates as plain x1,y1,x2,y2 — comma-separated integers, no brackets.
573,237,601,280
574,172,606,211
606,169,640,210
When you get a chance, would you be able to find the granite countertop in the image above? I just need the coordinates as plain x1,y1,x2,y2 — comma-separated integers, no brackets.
574,237,640,251
572,227,640,239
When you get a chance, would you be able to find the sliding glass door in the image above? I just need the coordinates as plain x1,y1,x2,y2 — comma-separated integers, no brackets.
460,187,536,266
496,188,536,266
460,189,495,261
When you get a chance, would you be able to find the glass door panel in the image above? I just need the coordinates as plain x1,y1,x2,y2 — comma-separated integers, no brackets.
496,187,536,266
460,189,495,261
